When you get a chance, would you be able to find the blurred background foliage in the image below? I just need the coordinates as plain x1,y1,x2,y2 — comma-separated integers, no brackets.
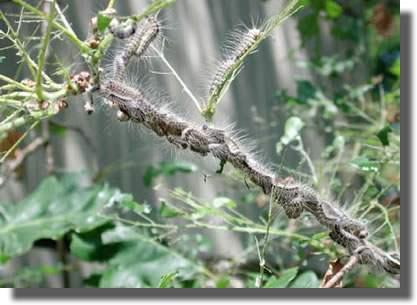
0,0,400,288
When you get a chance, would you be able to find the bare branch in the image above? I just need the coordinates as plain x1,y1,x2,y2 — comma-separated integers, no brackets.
0,137,47,187
322,255,359,288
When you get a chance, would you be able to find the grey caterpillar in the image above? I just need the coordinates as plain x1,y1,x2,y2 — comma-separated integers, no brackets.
208,59,234,95
99,79,189,141
208,28,262,97
231,28,262,60
124,16,160,61
110,16,161,82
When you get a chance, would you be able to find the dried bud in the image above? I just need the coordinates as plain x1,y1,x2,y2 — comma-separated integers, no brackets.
87,37,100,49
58,99,69,110
70,71,91,93
39,100,49,110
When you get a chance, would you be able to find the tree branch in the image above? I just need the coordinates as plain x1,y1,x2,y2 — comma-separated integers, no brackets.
322,255,359,288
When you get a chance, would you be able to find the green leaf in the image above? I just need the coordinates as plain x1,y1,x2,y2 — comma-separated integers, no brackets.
98,224,203,288
160,161,197,176
143,165,160,187
158,271,178,288
350,156,379,173
0,174,123,260
70,224,122,262
83,273,102,287
70,233,98,261
297,80,317,101
159,200,180,218
119,194,146,214
264,267,299,288
325,0,343,18
361,273,385,288
275,89,302,105
0,254,10,264
376,125,393,146
49,122,67,137
297,12,319,43
300,56,355,76
289,271,320,288
276,116,305,154
97,14,112,32
215,276,230,288
389,58,400,77
212,197,236,209
331,15,359,41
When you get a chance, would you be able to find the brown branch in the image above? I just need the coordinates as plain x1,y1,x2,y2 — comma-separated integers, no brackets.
322,255,360,288
0,137,47,187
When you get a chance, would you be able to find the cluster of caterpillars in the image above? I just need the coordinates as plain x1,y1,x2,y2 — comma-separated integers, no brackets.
93,14,400,275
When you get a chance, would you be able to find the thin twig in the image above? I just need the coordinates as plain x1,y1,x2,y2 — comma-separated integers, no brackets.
0,74,32,92
152,45,202,112
35,0,55,100
322,255,360,288
12,0,89,54
0,137,47,187
0,120,39,163
106,0,117,10
54,2,76,37
256,186,276,287
292,136,318,185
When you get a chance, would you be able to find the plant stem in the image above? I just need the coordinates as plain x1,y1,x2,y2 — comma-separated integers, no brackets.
0,75,32,92
106,0,117,10
152,45,202,112
0,120,38,163
35,0,55,101
131,0,176,22
12,0,90,54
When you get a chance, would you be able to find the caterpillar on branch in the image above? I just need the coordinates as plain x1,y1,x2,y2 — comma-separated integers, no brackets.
91,13,400,275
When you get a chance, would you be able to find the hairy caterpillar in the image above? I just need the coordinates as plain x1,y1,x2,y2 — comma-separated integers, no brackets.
231,28,262,60
208,28,262,97
94,14,399,275
208,59,235,95
271,177,368,240
122,16,160,61
329,225,400,274
109,16,161,82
